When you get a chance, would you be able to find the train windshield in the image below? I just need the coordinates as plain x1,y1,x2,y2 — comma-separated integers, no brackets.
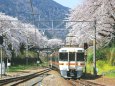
76,53,84,61
69,52,75,61
59,52,68,61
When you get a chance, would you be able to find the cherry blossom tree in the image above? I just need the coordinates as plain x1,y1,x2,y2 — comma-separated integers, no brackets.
47,38,63,48
0,12,48,57
67,0,115,47
0,12,64,58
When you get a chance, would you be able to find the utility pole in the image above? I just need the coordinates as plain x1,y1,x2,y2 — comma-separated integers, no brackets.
29,0,37,46
0,36,3,78
93,20,97,76
26,41,28,65
0,47,2,78
25,0,34,65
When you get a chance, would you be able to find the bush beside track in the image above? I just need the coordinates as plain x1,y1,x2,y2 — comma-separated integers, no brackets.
86,45,115,78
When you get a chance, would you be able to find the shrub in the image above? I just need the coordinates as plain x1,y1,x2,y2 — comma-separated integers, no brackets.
96,50,106,60
87,49,106,63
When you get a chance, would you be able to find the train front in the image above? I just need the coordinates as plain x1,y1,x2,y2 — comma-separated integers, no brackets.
58,47,85,78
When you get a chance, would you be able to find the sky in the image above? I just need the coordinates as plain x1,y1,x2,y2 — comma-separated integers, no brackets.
53,0,84,8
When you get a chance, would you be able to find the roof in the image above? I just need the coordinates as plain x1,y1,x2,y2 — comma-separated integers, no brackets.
59,47,84,52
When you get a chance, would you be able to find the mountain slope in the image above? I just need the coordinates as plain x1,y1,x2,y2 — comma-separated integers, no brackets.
0,0,69,39
0,0,69,21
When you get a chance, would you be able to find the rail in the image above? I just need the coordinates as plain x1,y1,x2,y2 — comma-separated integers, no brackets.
68,79,105,86
0,68,51,86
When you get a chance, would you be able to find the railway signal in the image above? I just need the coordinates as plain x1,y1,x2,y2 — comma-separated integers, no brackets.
84,43,88,50
0,36,3,45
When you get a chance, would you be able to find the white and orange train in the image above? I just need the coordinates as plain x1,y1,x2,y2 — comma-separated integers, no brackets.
49,47,86,79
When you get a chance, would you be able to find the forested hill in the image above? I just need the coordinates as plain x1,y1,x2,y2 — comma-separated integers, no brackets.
0,0,69,21
0,0,69,39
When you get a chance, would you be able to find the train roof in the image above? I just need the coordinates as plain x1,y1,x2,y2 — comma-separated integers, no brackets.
59,47,84,52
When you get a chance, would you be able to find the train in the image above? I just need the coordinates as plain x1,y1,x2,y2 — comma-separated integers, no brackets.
48,47,86,79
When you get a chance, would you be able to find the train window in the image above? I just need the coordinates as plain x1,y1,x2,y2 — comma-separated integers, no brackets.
69,52,75,61
59,53,68,61
76,53,84,61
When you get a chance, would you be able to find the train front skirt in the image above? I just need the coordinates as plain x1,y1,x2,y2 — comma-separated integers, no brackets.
60,70,83,78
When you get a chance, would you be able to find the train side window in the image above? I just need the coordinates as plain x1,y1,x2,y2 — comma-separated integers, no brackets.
76,53,84,61
59,53,68,61
69,52,75,61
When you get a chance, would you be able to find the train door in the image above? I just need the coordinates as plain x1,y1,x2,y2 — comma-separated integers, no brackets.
67,52,77,77
59,52,68,70
68,52,76,69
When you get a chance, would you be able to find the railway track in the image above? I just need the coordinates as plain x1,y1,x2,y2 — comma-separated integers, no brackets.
0,68,51,86
68,79,106,86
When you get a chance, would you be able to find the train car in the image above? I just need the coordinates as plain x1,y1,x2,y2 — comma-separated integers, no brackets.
49,47,85,79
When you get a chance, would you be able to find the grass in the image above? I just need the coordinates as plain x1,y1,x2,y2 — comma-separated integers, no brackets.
86,60,115,78
86,45,115,78
8,64,35,72
8,62,49,72
105,71,115,78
